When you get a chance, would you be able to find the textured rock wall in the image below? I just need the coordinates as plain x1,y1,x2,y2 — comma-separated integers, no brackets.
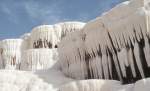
0,22,85,70
58,0,150,84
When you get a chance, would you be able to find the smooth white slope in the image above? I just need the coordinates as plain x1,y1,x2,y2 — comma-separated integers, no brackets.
35,68,74,88
134,78,150,91
0,70,56,91
59,79,133,91
1,69,150,91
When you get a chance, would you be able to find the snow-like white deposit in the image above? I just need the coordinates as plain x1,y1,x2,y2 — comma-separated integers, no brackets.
0,69,150,91
59,79,133,91
0,70,56,91
59,78,150,91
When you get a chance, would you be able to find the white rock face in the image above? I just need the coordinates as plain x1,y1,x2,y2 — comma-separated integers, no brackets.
58,0,150,84
20,48,58,70
57,22,85,38
20,33,31,50
1,39,23,69
30,25,57,49
58,31,87,80
0,22,85,71
30,22,85,49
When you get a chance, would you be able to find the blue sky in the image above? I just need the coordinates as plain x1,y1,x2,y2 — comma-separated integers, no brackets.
0,0,126,40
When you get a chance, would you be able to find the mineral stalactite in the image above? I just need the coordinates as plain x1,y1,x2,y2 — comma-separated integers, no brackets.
58,0,150,84
0,39,23,69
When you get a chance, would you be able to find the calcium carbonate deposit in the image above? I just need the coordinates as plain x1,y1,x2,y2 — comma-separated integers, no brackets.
1,0,150,91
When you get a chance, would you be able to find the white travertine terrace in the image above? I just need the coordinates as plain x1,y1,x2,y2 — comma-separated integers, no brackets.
0,21,85,90
30,22,85,49
0,39,23,69
30,25,55,48
0,22,85,71
1,0,150,91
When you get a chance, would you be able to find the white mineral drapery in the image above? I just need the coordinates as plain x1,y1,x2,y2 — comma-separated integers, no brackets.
58,0,150,82
20,48,58,71
20,33,31,50
58,31,87,80
57,22,85,38
1,39,23,70
30,25,55,48
30,22,85,49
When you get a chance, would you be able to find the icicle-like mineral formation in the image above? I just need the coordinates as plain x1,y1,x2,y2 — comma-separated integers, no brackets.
30,25,56,49
20,22,85,71
57,22,85,38
58,0,150,84
58,31,87,80
30,22,85,49
1,39,23,69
